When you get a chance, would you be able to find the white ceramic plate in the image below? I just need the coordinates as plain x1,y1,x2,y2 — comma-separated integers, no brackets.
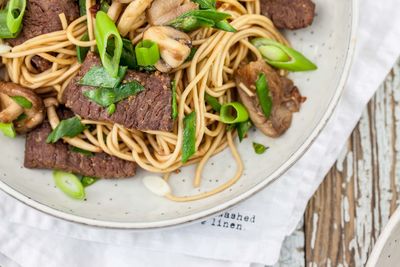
367,207,400,267
0,0,357,229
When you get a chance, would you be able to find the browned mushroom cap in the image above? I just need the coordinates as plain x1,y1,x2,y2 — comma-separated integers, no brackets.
147,0,198,26
0,82,45,133
235,60,304,137
143,26,192,70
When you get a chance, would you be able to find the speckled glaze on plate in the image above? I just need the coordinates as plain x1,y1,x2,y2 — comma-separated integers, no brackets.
367,207,400,267
0,0,358,229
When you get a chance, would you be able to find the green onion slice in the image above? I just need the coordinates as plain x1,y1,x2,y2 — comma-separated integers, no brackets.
7,0,26,33
46,117,86,143
251,38,317,72
237,120,252,142
107,103,116,115
94,11,123,77
135,40,160,66
205,93,221,112
0,0,26,39
252,142,268,154
11,95,32,109
78,0,86,16
0,122,16,138
15,113,27,122
79,66,127,88
185,47,198,62
220,102,249,124
53,170,85,200
182,111,196,163
107,38,138,70
255,73,273,118
81,176,98,187
77,32,90,63
171,80,178,119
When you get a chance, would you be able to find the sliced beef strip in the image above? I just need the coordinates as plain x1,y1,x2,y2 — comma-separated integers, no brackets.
8,0,80,46
62,52,174,132
31,55,52,73
260,0,315,30
235,60,304,137
24,107,136,179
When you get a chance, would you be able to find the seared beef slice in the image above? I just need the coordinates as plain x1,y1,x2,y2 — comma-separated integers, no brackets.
62,52,173,132
24,108,136,178
260,0,315,30
8,0,80,46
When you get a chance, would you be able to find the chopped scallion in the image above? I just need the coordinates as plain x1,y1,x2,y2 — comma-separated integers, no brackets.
255,73,273,118
0,122,16,138
135,40,160,66
0,0,26,39
107,103,116,115
171,80,178,119
253,142,268,154
182,112,196,163
77,32,90,63
237,120,252,142
220,102,249,124
252,38,317,72
11,95,32,109
81,176,98,187
53,170,85,200
94,11,123,77
205,93,221,112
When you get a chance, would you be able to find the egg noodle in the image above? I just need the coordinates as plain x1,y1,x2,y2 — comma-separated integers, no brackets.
1,0,289,201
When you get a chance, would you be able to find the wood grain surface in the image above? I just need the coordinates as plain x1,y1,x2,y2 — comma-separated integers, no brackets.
275,58,400,267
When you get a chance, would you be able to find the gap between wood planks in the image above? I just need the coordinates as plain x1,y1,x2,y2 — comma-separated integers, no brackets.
274,58,400,267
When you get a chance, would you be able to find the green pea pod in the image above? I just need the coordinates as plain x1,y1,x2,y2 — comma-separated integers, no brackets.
169,15,214,32
220,102,249,124
251,38,317,72
183,10,231,22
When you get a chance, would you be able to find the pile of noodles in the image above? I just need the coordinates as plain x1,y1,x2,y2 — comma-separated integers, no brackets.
1,0,289,201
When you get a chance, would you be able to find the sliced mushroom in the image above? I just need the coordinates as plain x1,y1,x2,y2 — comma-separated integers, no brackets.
143,26,191,70
0,82,45,133
147,0,198,25
235,60,304,137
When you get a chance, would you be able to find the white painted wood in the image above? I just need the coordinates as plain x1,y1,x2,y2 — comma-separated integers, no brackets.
277,58,400,266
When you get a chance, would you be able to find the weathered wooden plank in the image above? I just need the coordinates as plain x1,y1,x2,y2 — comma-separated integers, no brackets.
303,58,400,267
274,220,305,267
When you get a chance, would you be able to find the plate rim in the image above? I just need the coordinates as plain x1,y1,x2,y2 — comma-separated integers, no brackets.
0,1,359,229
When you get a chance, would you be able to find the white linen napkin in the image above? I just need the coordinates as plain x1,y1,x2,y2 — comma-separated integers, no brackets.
1,0,400,266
